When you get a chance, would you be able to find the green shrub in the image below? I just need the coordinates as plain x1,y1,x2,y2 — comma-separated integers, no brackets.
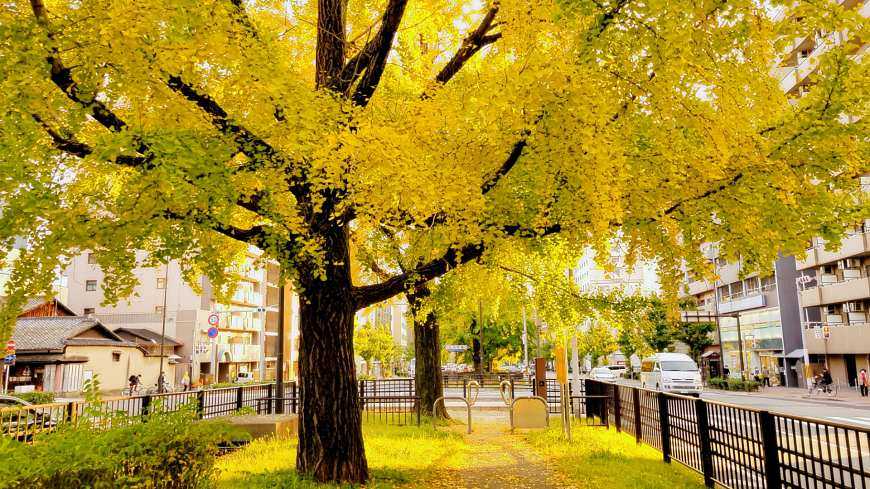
707,377,760,392
0,405,245,488
13,392,56,405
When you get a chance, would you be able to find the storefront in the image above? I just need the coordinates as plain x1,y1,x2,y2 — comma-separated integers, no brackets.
719,307,785,383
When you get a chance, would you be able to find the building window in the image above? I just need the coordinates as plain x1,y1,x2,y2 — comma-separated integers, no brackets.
156,277,167,289
155,305,165,315
85,280,97,292
87,253,97,264
112,352,121,362
83,307,95,315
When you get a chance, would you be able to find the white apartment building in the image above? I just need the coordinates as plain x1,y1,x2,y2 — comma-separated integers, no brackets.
355,297,413,375
64,246,300,386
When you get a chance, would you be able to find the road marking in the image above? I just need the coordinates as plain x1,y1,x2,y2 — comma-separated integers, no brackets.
828,416,870,428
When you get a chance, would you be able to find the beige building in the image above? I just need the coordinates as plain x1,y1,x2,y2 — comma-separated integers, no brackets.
64,246,299,386
9,314,173,393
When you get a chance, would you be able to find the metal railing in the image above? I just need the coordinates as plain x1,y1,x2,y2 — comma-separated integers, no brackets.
2,378,423,440
442,372,531,388
585,379,870,488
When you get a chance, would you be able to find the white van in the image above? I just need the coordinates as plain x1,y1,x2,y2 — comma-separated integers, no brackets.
640,353,703,396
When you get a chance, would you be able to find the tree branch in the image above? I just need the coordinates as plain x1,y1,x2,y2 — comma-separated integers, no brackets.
347,0,409,106
352,223,561,308
426,3,501,94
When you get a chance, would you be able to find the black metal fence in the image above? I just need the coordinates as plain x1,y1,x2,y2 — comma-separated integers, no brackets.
2,379,422,440
443,372,531,388
585,380,870,489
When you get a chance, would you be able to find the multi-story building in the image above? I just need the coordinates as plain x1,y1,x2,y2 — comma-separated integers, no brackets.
795,218,870,386
64,246,299,386
772,0,869,386
681,248,804,387
355,297,413,375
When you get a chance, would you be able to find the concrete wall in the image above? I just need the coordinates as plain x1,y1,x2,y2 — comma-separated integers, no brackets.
65,345,174,392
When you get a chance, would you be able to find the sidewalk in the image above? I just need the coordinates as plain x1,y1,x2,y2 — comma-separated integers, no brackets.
713,385,870,407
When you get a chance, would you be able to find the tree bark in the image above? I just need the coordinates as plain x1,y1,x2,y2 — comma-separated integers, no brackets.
408,285,448,419
295,225,368,483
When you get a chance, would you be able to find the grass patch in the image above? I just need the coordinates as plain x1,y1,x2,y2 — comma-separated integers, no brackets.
215,419,468,488
522,420,705,489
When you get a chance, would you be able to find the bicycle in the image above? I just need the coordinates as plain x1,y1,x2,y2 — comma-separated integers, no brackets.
808,379,838,398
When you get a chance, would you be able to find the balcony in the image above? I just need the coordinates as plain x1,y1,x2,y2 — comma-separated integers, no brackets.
717,293,766,314
799,277,870,307
217,344,262,363
803,322,870,355
797,232,870,269
231,290,263,306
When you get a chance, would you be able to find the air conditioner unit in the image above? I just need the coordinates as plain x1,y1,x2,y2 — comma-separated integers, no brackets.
848,302,866,312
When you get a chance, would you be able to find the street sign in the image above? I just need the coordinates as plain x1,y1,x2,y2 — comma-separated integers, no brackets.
5,340,15,351
823,325,831,339
207,313,220,326
207,327,219,339
445,345,469,353
3,354,15,365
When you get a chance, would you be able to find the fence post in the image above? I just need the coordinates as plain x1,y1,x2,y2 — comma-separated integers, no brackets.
196,390,205,419
291,382,298,414
657,393,671,463
695,398,715,488
759,411,782,489
236,386,244,411
613,385,621,432
142,394,152,419
266,383,273,414
633,388,642,443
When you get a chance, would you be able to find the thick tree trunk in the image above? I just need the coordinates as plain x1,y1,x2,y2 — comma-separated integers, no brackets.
408,285,448,419
296,225,368,483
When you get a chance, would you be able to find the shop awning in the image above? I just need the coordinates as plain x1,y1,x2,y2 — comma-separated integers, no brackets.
785,349,806,359
701,350,720,359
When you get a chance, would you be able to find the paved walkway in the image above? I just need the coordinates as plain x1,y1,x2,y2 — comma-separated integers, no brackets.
424,409,573,489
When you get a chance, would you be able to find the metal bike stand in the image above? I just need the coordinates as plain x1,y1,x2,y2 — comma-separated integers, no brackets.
433,396,473,434
499,380,513,406
509,396,548,432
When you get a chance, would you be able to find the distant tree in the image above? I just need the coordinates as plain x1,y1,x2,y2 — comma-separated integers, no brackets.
641,300,676,352
354,324,398,377
675,321,715,363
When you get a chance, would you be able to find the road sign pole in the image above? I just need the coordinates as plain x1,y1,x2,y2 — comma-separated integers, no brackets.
3,364,9,395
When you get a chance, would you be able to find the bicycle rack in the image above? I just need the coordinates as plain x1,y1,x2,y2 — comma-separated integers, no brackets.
433,397,474,434
509,396,549,432
499,379,513,406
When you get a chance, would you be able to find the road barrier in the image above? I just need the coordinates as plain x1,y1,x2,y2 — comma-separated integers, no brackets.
2,379,422,441
585,379,870,488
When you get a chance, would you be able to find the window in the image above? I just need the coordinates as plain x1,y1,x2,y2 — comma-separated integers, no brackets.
156,277,167,289
112,352,121,362
155,305,165,315
85,280,97,292
87,253,97,264
83,308,94,315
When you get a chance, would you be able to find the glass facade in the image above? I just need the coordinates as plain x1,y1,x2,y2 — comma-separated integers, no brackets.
719,307,784,376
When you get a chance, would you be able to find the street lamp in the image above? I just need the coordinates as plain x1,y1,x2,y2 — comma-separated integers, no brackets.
157,260,170,394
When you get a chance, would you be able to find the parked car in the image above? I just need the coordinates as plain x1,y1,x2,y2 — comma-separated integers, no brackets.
605,365,627,378
235,372,256,383
0,395,56,441
640,353,703,396
589,366,618,381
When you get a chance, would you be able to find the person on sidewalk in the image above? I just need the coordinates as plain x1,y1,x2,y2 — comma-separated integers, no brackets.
859,369,869,397
181,371,190,392
821,368,833,393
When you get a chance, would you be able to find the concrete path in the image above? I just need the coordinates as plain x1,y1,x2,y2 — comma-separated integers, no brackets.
421,408,573,489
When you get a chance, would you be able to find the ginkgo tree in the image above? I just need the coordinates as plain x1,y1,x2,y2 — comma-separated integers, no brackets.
1,0,867,482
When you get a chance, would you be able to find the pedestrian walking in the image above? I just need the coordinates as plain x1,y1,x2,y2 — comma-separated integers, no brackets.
181,371,190,392
822,368,833,393
859,369,869,397
128,374,139,394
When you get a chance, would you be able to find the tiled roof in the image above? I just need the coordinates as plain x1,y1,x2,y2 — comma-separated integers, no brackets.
13,317,133,352
114,328,182,346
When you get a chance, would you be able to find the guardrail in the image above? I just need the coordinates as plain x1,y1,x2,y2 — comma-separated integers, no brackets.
443,372,531,388
2,379,423,440
585,379,870,488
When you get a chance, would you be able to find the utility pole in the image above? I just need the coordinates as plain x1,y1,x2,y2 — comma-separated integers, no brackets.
522,305,529,371
157,261,169,393
275,283,285,414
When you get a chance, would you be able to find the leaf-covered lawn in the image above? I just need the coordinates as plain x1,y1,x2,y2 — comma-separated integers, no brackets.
215,419,468,488
216,416,705,488
522,420,705,489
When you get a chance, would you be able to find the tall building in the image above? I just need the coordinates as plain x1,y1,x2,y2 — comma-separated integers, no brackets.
681,247,804,387
772,0,870,386
355,297,413,375
64,246,299,385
